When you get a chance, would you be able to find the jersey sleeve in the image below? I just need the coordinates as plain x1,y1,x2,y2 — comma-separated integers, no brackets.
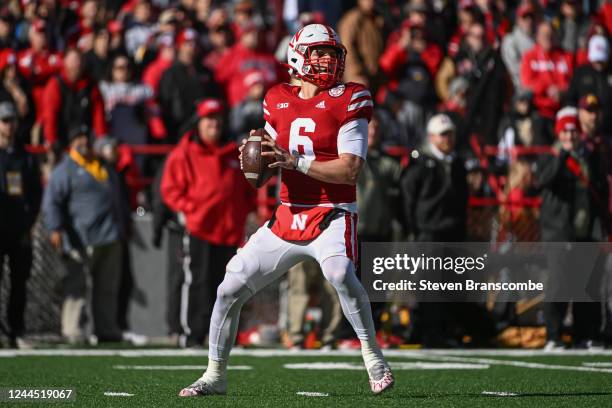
337,118,368,159
342,83,373,125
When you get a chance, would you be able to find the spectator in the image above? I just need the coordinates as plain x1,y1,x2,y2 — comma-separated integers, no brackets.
142,33,175,140
160,99,256,347
447,1,477,58
501,3,536,90
286,260,341,349
357,111,406,338
202,9,233,71
124,0,155,58
566,35,612,134
158,28,218,143
578,94,612,147
229,71,264,141
92,137,147,345
65,0,99,49
496,89,552,167
0,49,30,121
107,19,125,55
520,21,574,119
498,159,537,242
439,77,470,152
157,8,179,37
436,22,507,144
400,114,469,347
0,9,15,49
400,114,468,242
230,0,257,39
215,22,285,108
337,0,385,89
41,48,107,153
537,107,608,349
99,54,153,147
16,19,62,138
473,0,510,44
42,125,128,343
379,20,441,147
82,28,112,82
555,0,591,55
357,111,403,242
0,101,42,348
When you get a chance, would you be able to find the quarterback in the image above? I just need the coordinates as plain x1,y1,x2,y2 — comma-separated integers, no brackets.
179,23,394,396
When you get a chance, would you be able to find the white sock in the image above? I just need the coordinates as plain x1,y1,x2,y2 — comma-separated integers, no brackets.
360,339,385,370
203,358,227,383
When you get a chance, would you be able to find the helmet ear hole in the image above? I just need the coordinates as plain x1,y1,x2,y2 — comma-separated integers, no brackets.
290,58,297,63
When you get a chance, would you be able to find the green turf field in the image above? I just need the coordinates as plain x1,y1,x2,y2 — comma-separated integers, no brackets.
1,349,612,407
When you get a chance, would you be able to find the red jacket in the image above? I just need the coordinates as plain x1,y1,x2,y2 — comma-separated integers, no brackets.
377,38,442,104
215,43,286,107
41,71,107,145
161,133,256,246
16,48,63,123
520,44,574,119
142,55,173,139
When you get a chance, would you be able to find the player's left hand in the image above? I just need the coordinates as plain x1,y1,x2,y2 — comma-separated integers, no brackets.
261,134,297,170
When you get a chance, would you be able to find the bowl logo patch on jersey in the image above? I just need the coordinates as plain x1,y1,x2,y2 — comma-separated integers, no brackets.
328,84,345,97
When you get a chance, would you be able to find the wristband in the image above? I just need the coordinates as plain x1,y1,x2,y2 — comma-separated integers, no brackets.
295,156,313,175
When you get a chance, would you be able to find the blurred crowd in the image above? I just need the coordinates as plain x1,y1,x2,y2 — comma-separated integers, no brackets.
1,0,612,349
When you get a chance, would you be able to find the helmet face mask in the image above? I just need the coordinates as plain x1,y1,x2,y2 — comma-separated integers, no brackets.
288,24,346,89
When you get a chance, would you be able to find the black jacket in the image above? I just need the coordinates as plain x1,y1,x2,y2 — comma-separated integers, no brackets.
0,145,42,235
537,143,608,242
454,46,507,145
158,61,218,143
565,64,612,133
400,145,468,241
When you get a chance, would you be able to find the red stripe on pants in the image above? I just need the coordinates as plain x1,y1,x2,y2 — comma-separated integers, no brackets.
344,213,354,262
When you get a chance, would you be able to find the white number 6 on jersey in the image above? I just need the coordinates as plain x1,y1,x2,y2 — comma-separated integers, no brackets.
289,118,315,160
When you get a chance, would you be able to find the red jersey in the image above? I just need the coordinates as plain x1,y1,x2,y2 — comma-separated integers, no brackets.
263,82,372,206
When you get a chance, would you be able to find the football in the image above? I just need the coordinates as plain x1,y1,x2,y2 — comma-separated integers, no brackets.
241,128,275,188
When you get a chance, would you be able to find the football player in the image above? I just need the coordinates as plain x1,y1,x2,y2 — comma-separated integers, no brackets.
179,23,394,397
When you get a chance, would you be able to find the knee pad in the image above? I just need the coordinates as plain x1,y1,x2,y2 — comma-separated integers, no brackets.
321,256,354,288
218,254,254,300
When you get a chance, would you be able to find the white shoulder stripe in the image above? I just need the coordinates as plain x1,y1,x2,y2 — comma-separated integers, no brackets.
263,100,267,106
350,90,371,101
264,121,278,140
347,100,373,111
263,108,270,115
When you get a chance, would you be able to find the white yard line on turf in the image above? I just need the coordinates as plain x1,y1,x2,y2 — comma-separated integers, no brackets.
285,362,489,370
415,354,612,374
1,348,612,358
482,391,519,397
582,362,612,367
113,365,252,370
104,392,134,397
296,391,329,397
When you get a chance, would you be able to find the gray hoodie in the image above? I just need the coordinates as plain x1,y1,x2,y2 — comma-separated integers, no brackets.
501,26,535,89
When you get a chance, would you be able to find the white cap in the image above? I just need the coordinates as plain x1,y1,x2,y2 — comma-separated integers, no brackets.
427,114,456,135
588,35,609,63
